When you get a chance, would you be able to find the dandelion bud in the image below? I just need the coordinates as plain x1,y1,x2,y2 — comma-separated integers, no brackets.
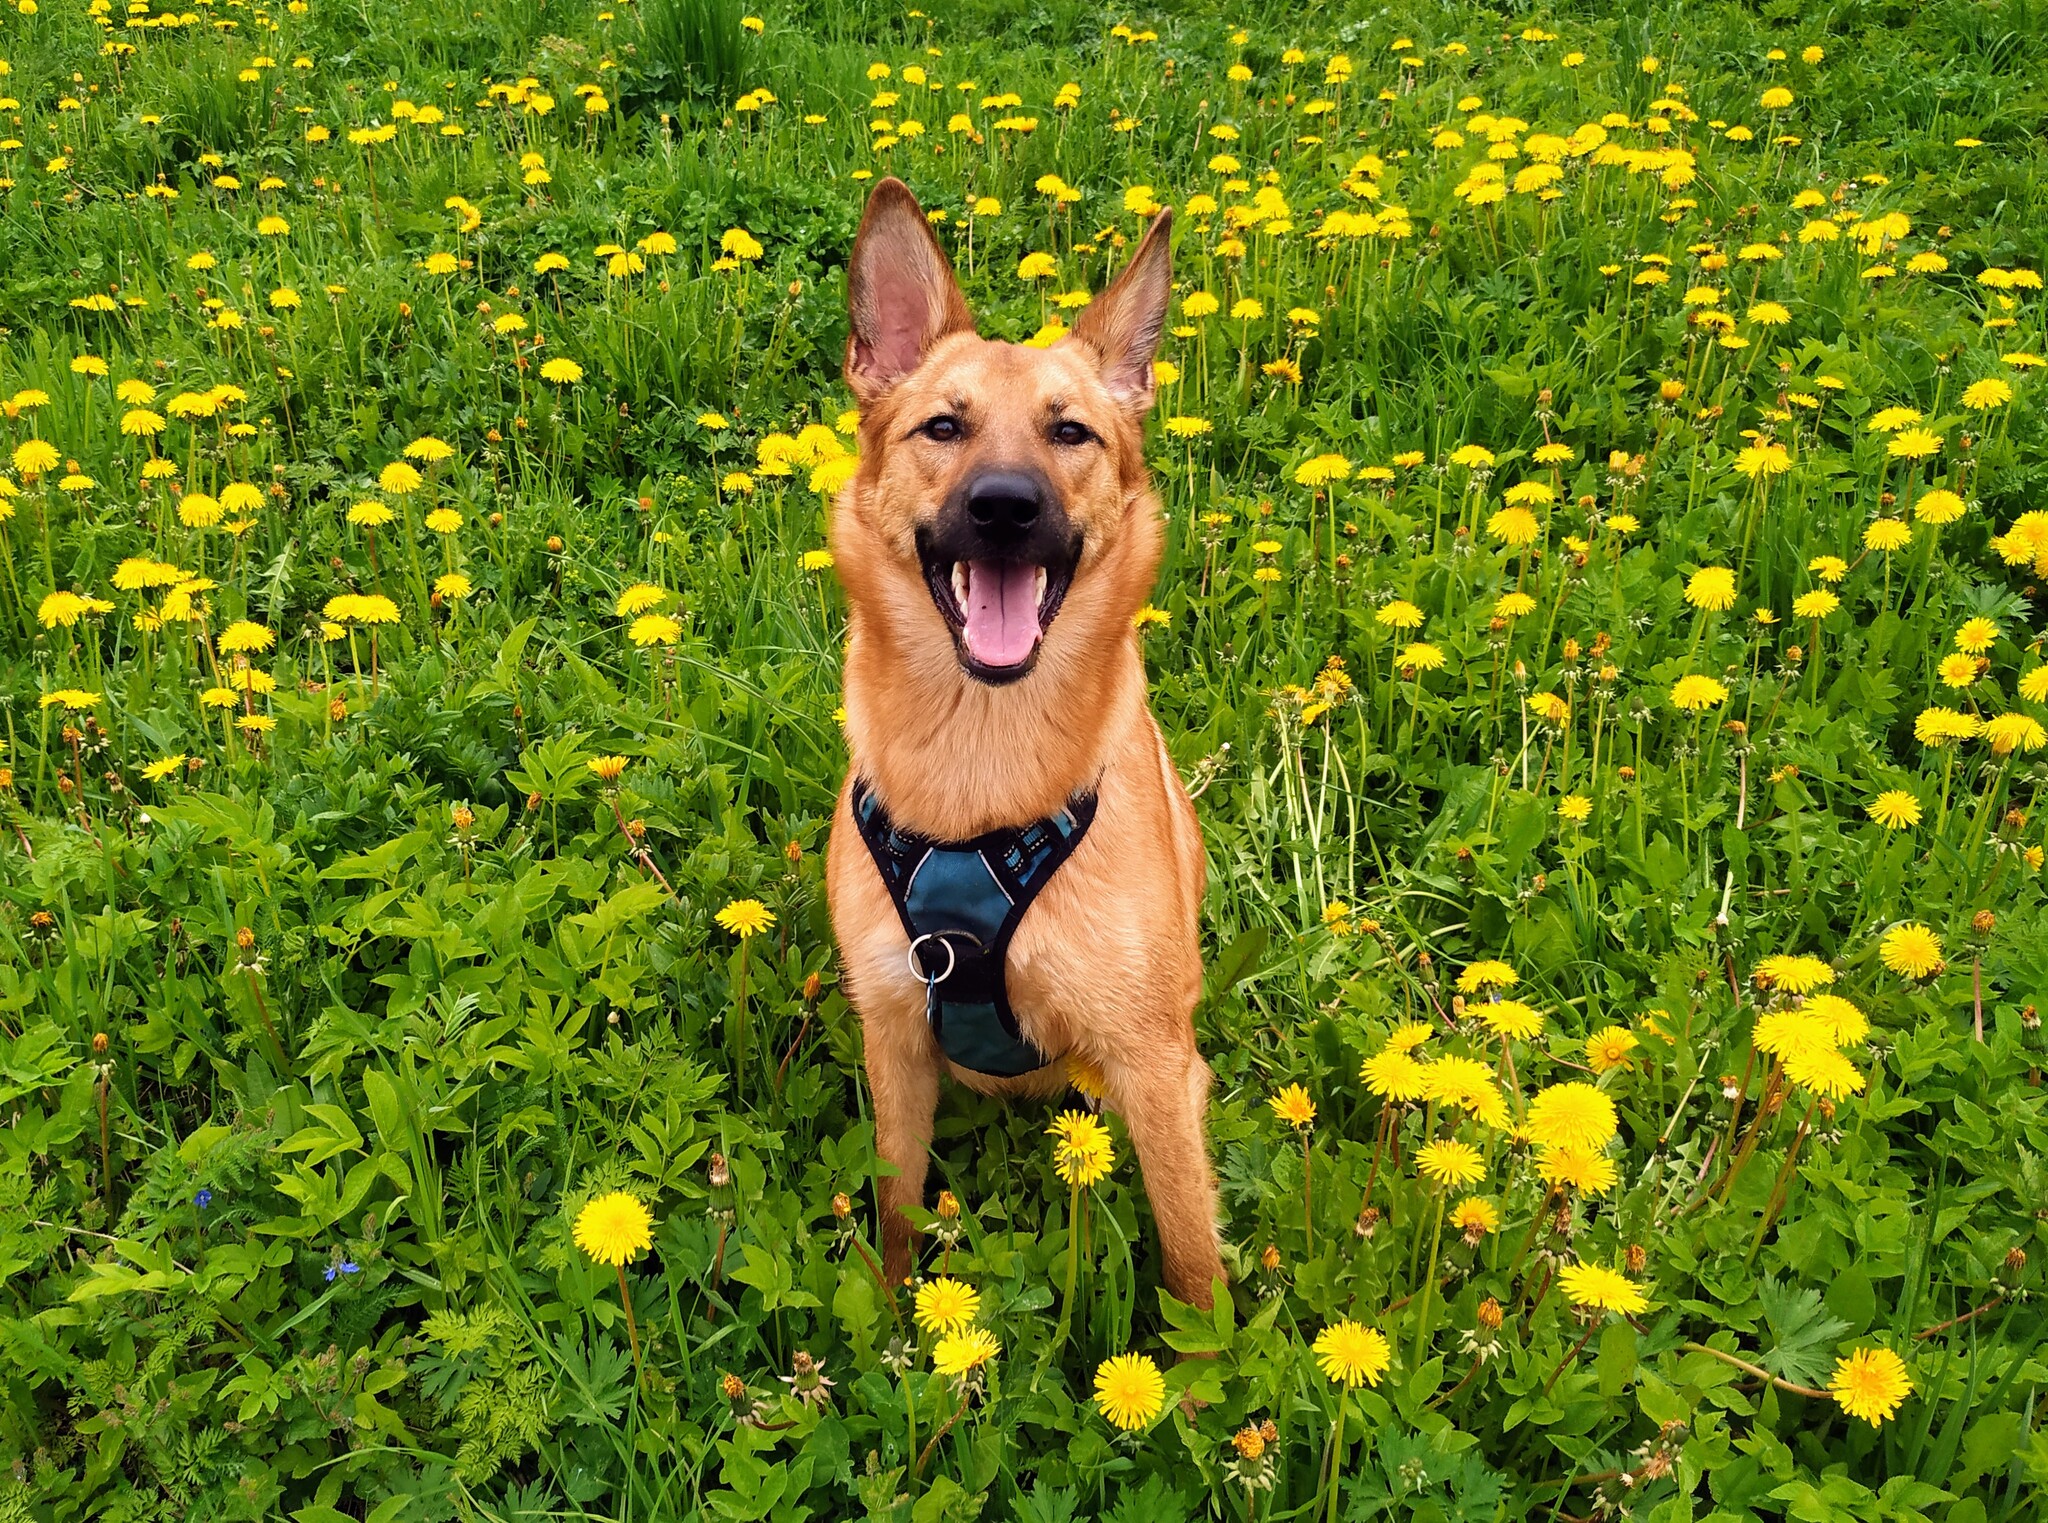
1660,378,1685,401
1562,637,1580,661
936,1190,960,1220
1726,720,1748,737
2021,1005,2039,1030
0,769,11,790
57,774,75,795
1786,645,1804,665
92,1031,109,1055
1261,1244,1281,1272
1476,1296,1503,1331
1354,1205,1380,1238
2003,808,2026,831
398,301,412,319
546,535,564,552
1232,1425,1266,1460
2005,1246,2027,1274
624,817,646,841
236,926,256,952
802,971,823,1002
1537,388,1553,406
1625,1243,1647,1273
1972,910,1995,935
1451,993,1467,1017
452,804,474,830
525,791,542,812
607,1010,620,1025
709,1152,731,1189
1880,491,1895,506
489,511,503,526
785,839,803,865
721,1372,747,1401
637,496,654,511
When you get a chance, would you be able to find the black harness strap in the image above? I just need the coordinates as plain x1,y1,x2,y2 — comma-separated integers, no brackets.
851,778,1097,1077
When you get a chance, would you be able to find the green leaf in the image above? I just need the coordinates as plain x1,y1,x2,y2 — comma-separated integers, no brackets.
1202,926,1267,1007
361,1068,408,1151
318,829,434,882
1597,1321,1638,1398
1756,1274,1853,1388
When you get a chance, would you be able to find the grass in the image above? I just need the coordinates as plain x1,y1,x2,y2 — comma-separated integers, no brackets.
1,0,2046,1517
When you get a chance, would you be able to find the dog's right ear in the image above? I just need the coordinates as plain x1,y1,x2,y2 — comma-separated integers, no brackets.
844,177,973,403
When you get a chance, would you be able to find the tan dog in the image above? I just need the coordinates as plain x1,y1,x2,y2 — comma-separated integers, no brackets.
824,177,1224,1309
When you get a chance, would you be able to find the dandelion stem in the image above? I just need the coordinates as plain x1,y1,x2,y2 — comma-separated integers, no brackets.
912,1388,966,1479
1535,1296,1616,1392
1318,1383,1352,1523
616,1263,645,1388
1679,1341,1827,1399
1412,1190,1447,1367
245,970,291,1075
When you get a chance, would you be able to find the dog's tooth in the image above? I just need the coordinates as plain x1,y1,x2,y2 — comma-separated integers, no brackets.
951,562,970,611
1034,566,1047,607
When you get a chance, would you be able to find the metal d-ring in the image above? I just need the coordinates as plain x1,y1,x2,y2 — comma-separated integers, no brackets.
907,930,981,985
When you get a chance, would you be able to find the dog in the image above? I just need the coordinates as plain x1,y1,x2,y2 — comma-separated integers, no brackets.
824,176,1224,1310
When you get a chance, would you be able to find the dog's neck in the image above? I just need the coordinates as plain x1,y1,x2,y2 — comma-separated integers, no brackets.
843,621,1145,840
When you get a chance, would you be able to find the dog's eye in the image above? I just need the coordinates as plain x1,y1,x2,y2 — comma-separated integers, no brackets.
1051,419,1094,447
919,416,962,442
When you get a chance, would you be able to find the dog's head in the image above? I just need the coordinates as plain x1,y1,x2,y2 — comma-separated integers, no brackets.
833,177,1172,687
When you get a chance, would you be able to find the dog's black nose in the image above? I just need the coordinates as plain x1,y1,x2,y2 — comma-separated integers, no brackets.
964,470,1044,538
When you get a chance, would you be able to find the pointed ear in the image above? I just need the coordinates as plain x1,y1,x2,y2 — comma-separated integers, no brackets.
1069,209,1173,414
844,177,973,402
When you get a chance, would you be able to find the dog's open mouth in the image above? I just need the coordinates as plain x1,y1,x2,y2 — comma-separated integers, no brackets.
920,550,1076,682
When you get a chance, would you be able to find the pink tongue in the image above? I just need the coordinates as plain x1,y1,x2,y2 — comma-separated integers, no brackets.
962,560,1041,667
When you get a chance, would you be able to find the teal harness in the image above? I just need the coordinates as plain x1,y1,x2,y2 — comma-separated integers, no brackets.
851,779,1097,1078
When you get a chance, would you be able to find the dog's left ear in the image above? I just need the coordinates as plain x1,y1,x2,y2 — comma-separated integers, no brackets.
845,176,974,403
1069,209,1173,415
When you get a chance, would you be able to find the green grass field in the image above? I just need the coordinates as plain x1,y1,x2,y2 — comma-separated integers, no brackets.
3,0,2047,1516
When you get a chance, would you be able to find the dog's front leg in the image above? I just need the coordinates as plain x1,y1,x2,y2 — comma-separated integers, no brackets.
868,1033,941,1287
1109,1048,1226,1310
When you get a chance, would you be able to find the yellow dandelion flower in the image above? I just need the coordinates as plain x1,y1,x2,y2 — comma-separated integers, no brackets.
1312,1320,1391,1387
1092,1352,1167,1430
1830,1347,1912,1425
913,1277,982,1338
572,1191,654,1266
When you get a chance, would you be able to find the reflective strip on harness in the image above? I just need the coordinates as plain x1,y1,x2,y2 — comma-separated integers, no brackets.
851,779,1097,1078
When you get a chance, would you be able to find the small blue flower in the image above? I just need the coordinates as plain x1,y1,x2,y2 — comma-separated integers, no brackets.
340,1260,361,1275
194,1189,213,1210
324,1264,337,1282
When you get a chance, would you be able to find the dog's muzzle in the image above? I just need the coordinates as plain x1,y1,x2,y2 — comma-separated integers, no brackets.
916,465,1081,684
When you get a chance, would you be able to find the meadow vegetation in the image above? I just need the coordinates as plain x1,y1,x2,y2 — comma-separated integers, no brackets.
1,0,2046,1517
